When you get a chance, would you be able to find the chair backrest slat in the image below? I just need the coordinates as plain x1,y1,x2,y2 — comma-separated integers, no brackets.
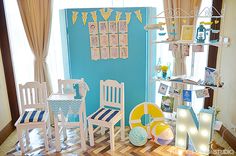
19,82,48,113
100,80,124,111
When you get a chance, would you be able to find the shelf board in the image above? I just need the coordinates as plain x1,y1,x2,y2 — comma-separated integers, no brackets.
153,77,223,89
152,40,228,47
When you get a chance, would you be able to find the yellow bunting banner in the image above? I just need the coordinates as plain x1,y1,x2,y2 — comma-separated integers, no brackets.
90,11,97,22
135,10,142,23
116,11,122,23
125,12,131,24
100,8,113,21
72,11,78,25
82,12,88,26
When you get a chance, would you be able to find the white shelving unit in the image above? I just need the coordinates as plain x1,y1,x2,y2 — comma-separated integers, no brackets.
146,5,229,109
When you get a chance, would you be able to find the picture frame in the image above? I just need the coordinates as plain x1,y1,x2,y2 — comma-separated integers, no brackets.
192,45,204,52
119,46,128,59
109,21,117,33
99,21,108,34
180,25,194,42
183,90,192,102
119,20,128,33
182,44,190,56
158,83,168,95
161,96,174,113
88,22,98,34
109,34,118,46
195,89,210,98
100,35,108,46
119,34,128,46
110,47,119,59
100,47,109,59
91,48,100,60
90,35,99,47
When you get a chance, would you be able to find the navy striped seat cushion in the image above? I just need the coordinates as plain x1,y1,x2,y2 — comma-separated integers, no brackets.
90,108,120,122
20,110,47,124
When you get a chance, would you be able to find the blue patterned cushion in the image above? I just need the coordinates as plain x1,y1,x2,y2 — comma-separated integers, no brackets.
20,110,47,124
90,108,120,122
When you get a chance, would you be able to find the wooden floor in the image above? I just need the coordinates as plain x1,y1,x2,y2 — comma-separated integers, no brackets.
1,126,234,156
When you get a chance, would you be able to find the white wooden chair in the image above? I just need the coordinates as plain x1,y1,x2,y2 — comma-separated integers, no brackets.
57,79,89,140
88,80,125,151
15,82,50,153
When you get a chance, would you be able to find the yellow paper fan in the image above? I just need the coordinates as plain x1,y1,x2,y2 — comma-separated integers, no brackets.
90,11,97,22
116,11,122,23
125,12,132,24
100,8,113,21
82,12,88,26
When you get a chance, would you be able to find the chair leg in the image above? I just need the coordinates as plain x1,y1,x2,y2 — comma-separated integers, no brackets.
79,114,86,151
121,116,125,141
25,128,30,145
110,125,115,151
101,127,106,135
61,114,67,140
83,109,88,140
88,122,94,146
16,126,24,154
43,125,49,151
47,118,52,139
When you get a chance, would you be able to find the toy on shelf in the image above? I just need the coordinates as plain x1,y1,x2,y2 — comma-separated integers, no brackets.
129,127,148,146
129,102,164,137
161,65,169,79
151,122,174,145
196,24,206,43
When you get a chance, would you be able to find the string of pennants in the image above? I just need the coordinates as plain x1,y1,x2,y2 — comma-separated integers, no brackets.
72,9,142,25
158,83,210,103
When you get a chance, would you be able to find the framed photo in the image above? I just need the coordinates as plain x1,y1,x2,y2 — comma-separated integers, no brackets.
180,25,194,41
119,46,128,59
100,47,109,59
99,21,108,34
192,45,204,52
119,34,128,46
169,87,180,96
183,90,192,102
91,48,100,60
90,35,99,47
100,35,108,46
88,22,98,34
161,96,174,113
158,83,168,95
119,20,128,33
169,43,178,52
110,47,119,59
109,34,118,46
195,89,210,98
182,44,190,56
109,21,117,33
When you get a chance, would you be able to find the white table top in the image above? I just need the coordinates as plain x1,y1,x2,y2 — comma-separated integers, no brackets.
48,93,82,101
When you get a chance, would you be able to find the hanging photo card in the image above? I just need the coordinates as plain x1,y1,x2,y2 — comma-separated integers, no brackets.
90,35,99,47
119,46,128,59
119,20,128,33
195,89,210,98
110,47,119,59
158,83,168,95
161,96,174,113
109,21,117,33
183,90,192,102
205,67,218,86
109,34,118,46
180,25,194,41
100,35,108,46
169,43,179,52
100,47,109,59
91,48,100,60
119,34,128,46
192,45,204,52
88,22,98,34
169,87,180,96
99,21,108,34
182,44,190,56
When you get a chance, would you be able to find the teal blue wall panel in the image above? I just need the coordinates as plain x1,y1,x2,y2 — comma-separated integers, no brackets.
63,7,154,125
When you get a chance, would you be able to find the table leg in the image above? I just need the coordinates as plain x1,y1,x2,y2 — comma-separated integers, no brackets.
54,115,61,152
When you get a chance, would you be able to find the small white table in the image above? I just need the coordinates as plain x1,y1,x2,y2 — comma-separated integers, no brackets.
47,94,86,152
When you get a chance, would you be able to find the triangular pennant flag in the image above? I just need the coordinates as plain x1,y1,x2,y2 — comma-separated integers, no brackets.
72,11,78,25
100,8,113,21
90,11,97,22
135,10,142,23
125,12,131,24
116,11,122,23
82,12,88,26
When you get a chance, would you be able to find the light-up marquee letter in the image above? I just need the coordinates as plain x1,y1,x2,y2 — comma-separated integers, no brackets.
175,105,214,155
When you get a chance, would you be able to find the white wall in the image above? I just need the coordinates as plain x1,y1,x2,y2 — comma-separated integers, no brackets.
215,0,236,137
0,49,12,130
